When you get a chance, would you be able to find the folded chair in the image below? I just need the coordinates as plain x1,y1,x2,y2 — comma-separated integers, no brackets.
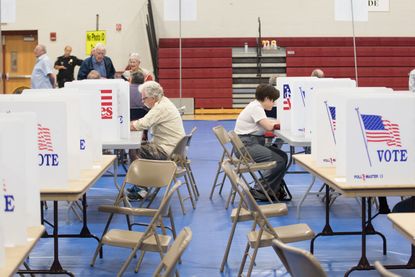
228,130,279,204
272,239,327,277
153,227,193,277
91,181,182,277
220,161,288,272
374,261,402,277
224,162,314,277
170,135,197,215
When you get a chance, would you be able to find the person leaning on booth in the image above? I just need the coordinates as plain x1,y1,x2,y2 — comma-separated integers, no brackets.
128,81,185,200
77,43,115,80
234,84,288,201
31,44,56,89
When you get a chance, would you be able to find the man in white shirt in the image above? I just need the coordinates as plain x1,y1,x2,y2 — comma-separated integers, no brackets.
129,81,185,199
31,44,56,89
235,84,288,201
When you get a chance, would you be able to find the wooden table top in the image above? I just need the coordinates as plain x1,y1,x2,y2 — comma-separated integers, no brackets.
388,213,415,245
0,226,45,277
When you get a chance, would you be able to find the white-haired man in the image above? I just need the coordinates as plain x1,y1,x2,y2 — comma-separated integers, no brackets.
77,43,115,80
31,44,56,89
128,81,185,199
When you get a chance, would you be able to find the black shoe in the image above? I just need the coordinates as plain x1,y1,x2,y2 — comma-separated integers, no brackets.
379,206,391,214
249,188,269,202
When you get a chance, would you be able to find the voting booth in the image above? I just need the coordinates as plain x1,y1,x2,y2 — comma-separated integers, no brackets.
23,88,102,166
276,77,317,130
0,95,75,187
66,79,130,141
0,113,40,247
343,93,415,185
311,87,391,168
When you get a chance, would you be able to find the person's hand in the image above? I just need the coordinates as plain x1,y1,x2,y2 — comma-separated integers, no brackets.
273,123,280,130
130,121,137,131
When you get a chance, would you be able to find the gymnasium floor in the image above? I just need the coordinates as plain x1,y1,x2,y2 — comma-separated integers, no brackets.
27,120,414,276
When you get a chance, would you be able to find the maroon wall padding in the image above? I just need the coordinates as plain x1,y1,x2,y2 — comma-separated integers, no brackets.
287,57,415,67
159,68,232,79
159,37,415,48
158,37,415,108
164,88,232,98
158,48,232,58
160,79,232,89
287,67,414,78
195,98,233,108
286,47,415,57
158,57,232,68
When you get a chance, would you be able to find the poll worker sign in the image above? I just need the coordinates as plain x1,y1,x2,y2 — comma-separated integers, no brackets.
86,30,106,55
344,93,415,185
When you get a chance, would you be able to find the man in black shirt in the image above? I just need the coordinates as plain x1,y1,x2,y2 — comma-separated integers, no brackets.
54,46,83,88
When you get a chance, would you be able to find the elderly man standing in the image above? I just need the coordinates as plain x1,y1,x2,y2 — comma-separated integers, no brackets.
129,81,185,199
77,43,115,80
54,45,83,87
31,44,56,89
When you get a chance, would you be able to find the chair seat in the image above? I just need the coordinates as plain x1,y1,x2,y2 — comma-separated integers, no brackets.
237,161,276,173
231,203,288,222
248,223,314,248
102,229,171,252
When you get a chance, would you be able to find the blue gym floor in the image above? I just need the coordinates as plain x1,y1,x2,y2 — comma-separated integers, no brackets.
26,120,414,276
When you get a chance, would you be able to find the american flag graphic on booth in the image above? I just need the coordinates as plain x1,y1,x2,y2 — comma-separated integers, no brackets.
329,106,336,130
101,89,113,119
361,114,402,147
282,84,291,110
37,124,54,152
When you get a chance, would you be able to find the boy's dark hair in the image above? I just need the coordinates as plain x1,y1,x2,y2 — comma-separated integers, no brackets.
130,71,145,85
255,84,280,101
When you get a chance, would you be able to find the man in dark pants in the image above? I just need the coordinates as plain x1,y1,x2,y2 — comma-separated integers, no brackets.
54,45,83,88
234,84,288,201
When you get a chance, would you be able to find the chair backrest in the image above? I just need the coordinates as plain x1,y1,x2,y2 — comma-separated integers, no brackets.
170,135,189,163
227,130,254,164
222,161,276,234
153,227,193,277
212,126,234,160
272,239,327,277
125,159,177,189
374,261,401,277
185,127,197,155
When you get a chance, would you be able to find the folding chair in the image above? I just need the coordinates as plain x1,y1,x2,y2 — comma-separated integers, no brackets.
184,126,199,198
228,130,279,204
374,261,402,277
220,161,288,272
91,181,182,277
153,227,193,277
272,239,327,277
170,135,197,215
225,163,314,277
210,125,237,200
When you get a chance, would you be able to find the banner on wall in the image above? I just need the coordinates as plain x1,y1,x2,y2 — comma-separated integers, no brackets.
335,0,368,21
164,0,197,21
0,0,16,23
86,30,106,56
368,0,389,12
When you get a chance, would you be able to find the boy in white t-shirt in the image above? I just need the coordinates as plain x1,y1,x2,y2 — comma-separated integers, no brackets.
234,84,288,201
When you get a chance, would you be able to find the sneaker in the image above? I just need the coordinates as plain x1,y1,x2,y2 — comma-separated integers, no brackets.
249,188,269,202
127,189,148,201
126,186,140,193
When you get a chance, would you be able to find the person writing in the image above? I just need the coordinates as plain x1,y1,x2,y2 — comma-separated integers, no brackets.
234,84,288,201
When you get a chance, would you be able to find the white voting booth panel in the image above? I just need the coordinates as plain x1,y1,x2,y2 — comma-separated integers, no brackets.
276,77,317,130
66,79,130,141
298,78,356,138
344,94,415,185
335,89,393,176
0,114,39,246
23,88,102,166
0,223,4,267
0,96,70,187
311,87,390,168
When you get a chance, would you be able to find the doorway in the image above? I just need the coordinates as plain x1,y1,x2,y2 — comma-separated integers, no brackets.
1,31,38,94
